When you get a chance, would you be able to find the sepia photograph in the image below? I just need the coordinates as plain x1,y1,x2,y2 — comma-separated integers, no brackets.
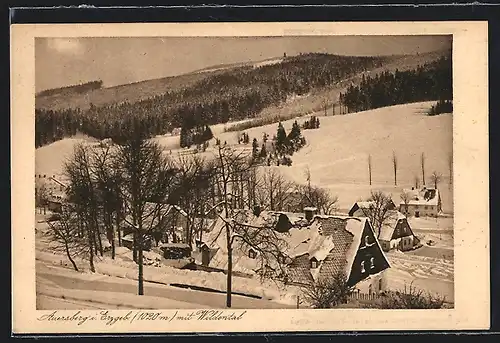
11,21,489,333
33,34,454,310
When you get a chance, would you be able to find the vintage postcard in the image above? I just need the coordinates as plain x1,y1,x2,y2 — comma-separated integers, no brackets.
11,21,489,334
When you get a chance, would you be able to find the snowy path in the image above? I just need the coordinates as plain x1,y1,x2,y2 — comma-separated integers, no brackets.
36,262,294,309
37,294,122,310
385,251,454,303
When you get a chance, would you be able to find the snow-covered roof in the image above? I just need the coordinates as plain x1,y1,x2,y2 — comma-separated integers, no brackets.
123,202,188,229
400,187,440,206
272,211,310,226
122,234,134,241
354,201,373,209
283,215,390,284
159,242,191,249
378,210,410,241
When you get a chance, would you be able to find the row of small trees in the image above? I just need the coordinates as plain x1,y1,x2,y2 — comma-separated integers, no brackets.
37,80,104,97
428,99,453,116
368,151,452,187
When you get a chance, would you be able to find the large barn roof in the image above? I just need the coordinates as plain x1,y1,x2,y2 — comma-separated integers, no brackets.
400,187,440,206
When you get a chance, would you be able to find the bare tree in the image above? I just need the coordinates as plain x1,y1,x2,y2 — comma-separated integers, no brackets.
430,171,443,189
45,204,88,271
291,183,339,215
172,154,215,248
360,191,395,237
300,272,353,308
64,143,101,272
400,190,412,216
92,145,123,260
368,154,372,186
210,145,288,307
420,152,426,186
117,133,177,296
257,168,294,211
392,151,398,186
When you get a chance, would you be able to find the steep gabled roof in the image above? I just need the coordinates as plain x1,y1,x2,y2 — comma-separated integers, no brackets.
378,210,409,241
283,215,389,283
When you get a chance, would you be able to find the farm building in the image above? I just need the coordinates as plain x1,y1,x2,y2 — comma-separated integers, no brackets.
348,200,396,217
377,210,420,252
121,202,189,248
399,187,442,217
199,208,391,293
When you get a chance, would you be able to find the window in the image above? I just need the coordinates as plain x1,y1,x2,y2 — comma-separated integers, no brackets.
360,261,366,273
278,254,285,264
248,249,257,259
364,235,370,246
379,278,383,291
311,259,318,269
370,257,375,270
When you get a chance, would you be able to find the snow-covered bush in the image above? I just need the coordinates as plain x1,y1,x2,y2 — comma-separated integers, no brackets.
300,273,353,309
375,282,445,309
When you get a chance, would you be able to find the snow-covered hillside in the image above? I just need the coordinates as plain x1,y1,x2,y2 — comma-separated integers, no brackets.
216,101,453,213
35,101,453,213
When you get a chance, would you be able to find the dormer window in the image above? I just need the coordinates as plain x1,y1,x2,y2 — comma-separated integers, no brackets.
370,257,375,270
310,258,318,269
248,249,257,259
360,261,366,273
365,235,370,246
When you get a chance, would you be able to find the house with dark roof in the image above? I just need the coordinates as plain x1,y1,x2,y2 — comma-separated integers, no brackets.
399,187,442,217
377,210,420,252
348,200,396,217
199,208,391,293
282,215,390,288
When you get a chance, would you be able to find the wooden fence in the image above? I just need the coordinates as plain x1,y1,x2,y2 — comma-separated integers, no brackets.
348,292,382,302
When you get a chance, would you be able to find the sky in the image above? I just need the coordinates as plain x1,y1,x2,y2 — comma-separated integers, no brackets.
35,35,452,93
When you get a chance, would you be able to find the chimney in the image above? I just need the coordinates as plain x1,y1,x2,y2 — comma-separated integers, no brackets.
304,207,318,221
253,204,261,217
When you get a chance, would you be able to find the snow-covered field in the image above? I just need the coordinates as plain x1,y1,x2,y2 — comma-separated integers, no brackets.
35,101,454,308
219,101,452,213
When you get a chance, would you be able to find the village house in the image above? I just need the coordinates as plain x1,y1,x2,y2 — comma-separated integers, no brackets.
282,215,391,293
399,186,442,217
198,207,391,294
348,201,420,252
348,200,396,217
35,175,69,213
377,210,420,252
120,202,188,251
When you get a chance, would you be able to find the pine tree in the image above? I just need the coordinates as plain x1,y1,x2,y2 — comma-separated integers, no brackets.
275,122,288,156
252,138,259,161
288,120,304,152
180,126,190,148
260,143,267,159
202,125,213,142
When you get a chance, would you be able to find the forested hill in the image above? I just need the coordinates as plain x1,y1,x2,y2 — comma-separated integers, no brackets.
36,80,104,98
36,53,394,147
338,55,452,114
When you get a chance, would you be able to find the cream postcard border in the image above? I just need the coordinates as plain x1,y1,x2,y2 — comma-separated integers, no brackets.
11,21,489,334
